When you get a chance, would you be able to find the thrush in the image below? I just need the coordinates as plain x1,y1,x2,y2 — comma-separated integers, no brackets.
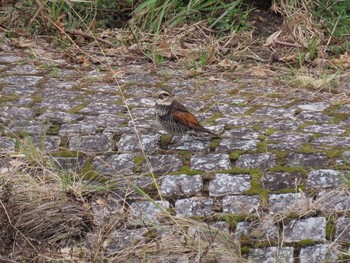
155,89,218,136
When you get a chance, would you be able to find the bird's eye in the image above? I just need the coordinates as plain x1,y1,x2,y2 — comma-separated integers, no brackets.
159,93,169,99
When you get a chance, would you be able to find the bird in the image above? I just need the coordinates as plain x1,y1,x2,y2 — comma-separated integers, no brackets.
155,88,218,136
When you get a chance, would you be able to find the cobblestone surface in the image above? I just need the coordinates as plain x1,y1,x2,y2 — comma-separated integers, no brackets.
2,52,350,262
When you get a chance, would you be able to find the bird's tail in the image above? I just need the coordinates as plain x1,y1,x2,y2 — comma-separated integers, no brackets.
200,127,220,137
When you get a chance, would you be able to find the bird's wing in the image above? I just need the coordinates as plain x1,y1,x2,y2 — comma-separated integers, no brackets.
170,100,204,130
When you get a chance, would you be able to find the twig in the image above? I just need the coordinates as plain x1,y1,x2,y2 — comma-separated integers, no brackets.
274,39,306,49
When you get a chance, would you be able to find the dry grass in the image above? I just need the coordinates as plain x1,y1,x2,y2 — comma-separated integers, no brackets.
0,141,93,260
0,138,245,262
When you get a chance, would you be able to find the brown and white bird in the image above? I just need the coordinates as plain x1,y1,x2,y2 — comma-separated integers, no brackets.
155,89,218,136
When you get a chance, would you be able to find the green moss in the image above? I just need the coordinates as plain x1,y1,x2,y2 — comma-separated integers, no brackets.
80,160,100,180
257,135,266,141
255,241,276,248
229,150,245,160
201,113,223,125
209,138,221,152
240,246,250,255
244,169,269,204
274,150,289,160
265,128,277,136
287,212,301,219
325,149,343,158
32,96,43,103
177,151,192,164
326,216,336,240
214,213,248,227
338,254,350,262
0,94,17,103
297,143,316,154
220,167,251,174
327,112,350,123
47,124,60,135
298,239,316,247
174,166,202,175
256,141,267,153
273,188,300,194
239,235,253,245
268,166,300,173
134,156,144,173
51,150,84,157
243,105,261,116
160,134,172,143
68,103,90,114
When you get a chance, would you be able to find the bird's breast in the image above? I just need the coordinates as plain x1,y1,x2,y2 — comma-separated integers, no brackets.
155,104,170,116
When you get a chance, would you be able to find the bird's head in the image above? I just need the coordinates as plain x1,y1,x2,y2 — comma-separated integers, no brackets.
156,89,174,106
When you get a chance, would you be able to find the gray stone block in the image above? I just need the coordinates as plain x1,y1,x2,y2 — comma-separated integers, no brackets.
283,217,326,242
83,114,127,128
335,217,350,243
103,228,148,252
160,174,203,197
248,247,294,263
216,138,259,153
287,153,327,168
0,137,15,152
79,102,125,115
141,155,183,174
69,134,112,152
128,201,169,226
59,123,98,136
215,116,262,127
316,190,350,212
175,197,214,217
5,75,43,86
222,127,261,140
236,153,276,169
303,124,346,135
268,132,312,144
235,220,279,242
209,173,250,196
299,244,338,263
53,157,86,172
260,120,301,131
313,136,350,148
253,107,295,118
8,120,49,135
38,111,82,124
29,136,61,151
307,169,348,189
262,172,302,191
269,193,310,213
191,154,231,171
125,97,156,107
297,111,332,122
251,97,292,107
169,136,211,153
93,153,135,175
0,106,36,121
297,102,330,111
222,195,260,214
118,134,159,154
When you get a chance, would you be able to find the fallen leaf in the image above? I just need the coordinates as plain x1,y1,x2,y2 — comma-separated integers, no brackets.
11,37,35,48
279,54,297,63
250,66,267,76
217,59,238,70
264,30,282,47
331,52,350,69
